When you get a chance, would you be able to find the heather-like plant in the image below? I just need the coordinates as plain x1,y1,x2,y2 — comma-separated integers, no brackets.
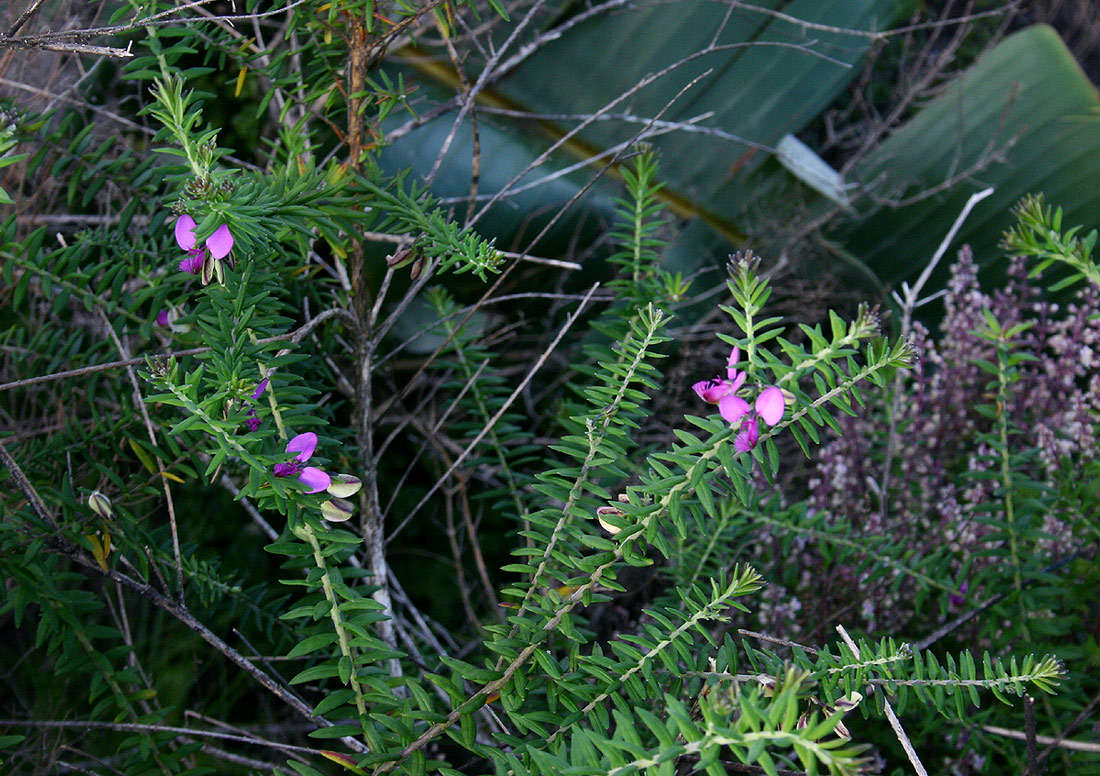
801,247,1096,624
775,198,1100,772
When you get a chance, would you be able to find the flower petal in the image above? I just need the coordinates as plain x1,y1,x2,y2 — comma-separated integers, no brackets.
718,394,751,424
755,386,786,426
298,467,331,494
179,251,204,274
273,462,298,478
251,378,269,400
286,432,318,461
734,420,759,452
206,224,234,259
175,214,197,250
327,473,362,499
725,346,741,381
156,310,170,327
693,378,732,403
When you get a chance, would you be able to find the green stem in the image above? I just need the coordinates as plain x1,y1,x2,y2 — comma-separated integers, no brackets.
994,338,1028,641
301,523,369,727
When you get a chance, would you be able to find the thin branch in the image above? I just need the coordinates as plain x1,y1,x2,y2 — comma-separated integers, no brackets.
0,719,324,755
877,187,993,519
836,625,927,776
384,283,601,543
983,725,1100,755
0,309,352,394
0,37,133,58
1024,695,1039,776
98,310,185,603
424,0,552,184
0,443,368,754
727,0,1021,40
358,230,582,269
477,106,776,153
7,0,48,37
465,40,847,230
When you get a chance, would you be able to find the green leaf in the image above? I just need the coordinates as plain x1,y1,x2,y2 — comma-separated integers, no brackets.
392,0,906,268
843,25,1100,285
288,632,339,659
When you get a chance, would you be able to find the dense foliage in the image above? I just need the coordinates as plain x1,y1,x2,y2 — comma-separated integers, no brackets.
1,2,1098,775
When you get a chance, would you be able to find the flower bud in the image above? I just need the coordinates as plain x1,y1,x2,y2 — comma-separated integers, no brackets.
320,498,355,522
87,491,113,520
327,473,362,499
385,246,415,268
596,505,624,535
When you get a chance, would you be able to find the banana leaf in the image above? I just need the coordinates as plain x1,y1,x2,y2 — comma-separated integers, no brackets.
840,24,1100,287
384,0,910,262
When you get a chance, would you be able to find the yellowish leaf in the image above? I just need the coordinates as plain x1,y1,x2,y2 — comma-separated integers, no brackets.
127,437,157,475
320,751,367,775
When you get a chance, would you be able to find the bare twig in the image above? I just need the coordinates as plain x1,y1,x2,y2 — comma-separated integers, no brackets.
384,283,600,543
7,0,49,37
836,624,927,776
465,40,847,231
0,309,352,394
877,187,993,518
359,230,582,269
0,719,324,755
0,440,368,754
1025,695,1040,775
983,725,1100,754
424,0,552,184
98,310,185,603
737,628,821,655
0,37,133,58
728,0,1020,41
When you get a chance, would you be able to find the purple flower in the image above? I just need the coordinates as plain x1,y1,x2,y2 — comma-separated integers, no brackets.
241,378,269,432
154,305,192,334
695,346,786,451
273,432,330,493
692,346,747,403
175,214,234,274
179,250,204,275
733,416,759,452
949,581,969,607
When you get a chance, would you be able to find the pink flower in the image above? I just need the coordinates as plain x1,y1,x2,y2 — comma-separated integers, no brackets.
273,432,330,493
175,214,234,274
694,346,786,452
692,346,747,403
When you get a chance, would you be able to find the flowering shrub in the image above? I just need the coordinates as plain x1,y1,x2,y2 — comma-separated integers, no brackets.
692,345,786,451
0,2,1090,774
799,245,1098,630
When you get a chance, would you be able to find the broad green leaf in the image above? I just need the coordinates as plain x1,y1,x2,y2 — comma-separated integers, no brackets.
386,1,909,267
842,25,1100,287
